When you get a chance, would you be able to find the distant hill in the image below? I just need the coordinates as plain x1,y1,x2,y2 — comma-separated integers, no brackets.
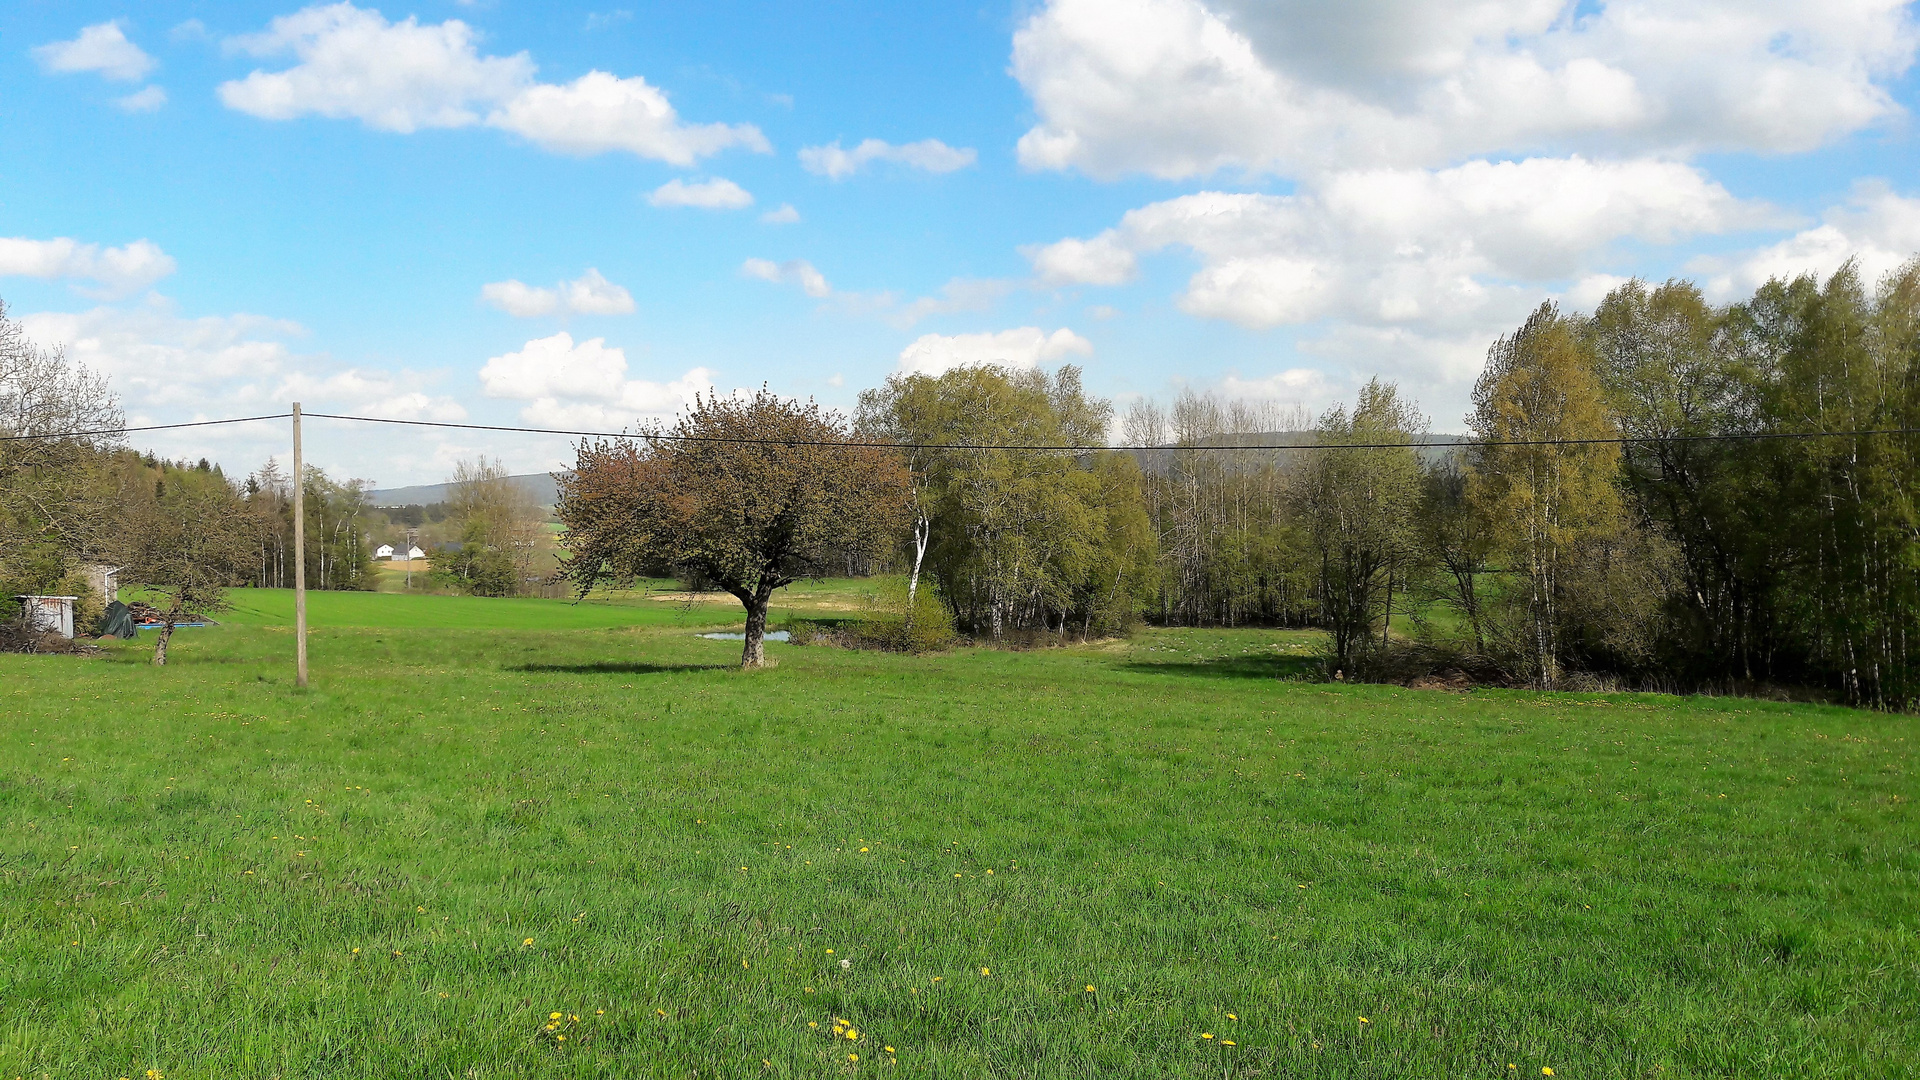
369,472,564,509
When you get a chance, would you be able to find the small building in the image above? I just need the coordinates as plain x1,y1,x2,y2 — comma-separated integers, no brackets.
407,545,427,560
80,563,121,601
375,544,396,560
16,596,77,639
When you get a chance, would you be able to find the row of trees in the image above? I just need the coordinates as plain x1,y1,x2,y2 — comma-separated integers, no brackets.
555,258,1920,709
1107,260,1920,708
15,255,1920,706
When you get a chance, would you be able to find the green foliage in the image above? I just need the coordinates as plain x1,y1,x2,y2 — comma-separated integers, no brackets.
114,457,257,664
0,299,122,613
2,614,1915,1076
859,365,1153,641
559,390,909,667
1125,393,1316,628
1294,379,1426,675
429,521,522,597
854,577,957,652
1581,260,1920,707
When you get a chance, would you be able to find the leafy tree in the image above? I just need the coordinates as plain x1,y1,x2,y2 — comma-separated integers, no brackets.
1413,459,1494,654
858,365,1152,640
429,523,520,596
445,456,547,594
115,461,255,665
0,299,123,625
1125,392,1316,628
1291,379,1425,675
557,390,909,667
1469,303,1633,688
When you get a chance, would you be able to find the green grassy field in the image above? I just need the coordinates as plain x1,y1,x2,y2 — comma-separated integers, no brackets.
221,581,877,630
3,588,1916,1078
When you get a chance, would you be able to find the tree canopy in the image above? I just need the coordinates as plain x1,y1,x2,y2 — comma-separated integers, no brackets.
557,389,909,667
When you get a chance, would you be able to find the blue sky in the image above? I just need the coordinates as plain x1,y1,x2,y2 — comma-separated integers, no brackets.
5,1,1919,485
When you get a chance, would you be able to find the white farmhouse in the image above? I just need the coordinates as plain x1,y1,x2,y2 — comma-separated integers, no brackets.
375,544,396,560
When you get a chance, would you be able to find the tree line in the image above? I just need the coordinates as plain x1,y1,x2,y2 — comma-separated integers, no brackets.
12,256,1920,706
557,259,1920,706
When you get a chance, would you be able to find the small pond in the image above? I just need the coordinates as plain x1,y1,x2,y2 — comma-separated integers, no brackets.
699,631,790,642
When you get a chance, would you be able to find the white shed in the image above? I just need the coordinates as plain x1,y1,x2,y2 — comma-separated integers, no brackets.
17,596,77,639
375,544,396,560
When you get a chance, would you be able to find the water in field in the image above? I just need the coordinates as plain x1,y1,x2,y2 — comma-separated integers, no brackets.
699,631,790,642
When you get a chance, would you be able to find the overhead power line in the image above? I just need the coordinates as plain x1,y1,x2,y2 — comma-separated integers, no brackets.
7,407,1920,451
0,413,293,443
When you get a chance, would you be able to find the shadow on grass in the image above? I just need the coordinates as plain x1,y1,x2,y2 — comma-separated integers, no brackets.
1120,654,1323,681
509,662,733,675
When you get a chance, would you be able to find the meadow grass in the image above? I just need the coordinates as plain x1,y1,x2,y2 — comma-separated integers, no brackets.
2,589,1916,1078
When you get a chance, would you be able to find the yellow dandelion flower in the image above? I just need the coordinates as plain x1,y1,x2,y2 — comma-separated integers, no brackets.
551,1012,563,1020
596,1009,605,1015
860,847,869,852
523,938,534,946
351,948,359,954
885,1046,895,1054
805,987,814,993
1085,985,1096,993
932,976,942,982
556,1034,566,1042
1226,1013,1237,1020
847,1029,860,1040
809,1022,818,1029
955,873,962,878
825,949,834,954
1201,1032,1214,1039
980,967,990,976
569,1014,579,1022
1224,1040,1236,1047
416,906,425,913
1358,1016,1370,1024
848,1053,858,1062
656,1009,667,1018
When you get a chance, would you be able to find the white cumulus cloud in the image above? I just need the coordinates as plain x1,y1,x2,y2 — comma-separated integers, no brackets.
478,331,712,429
1011,0,1920,178
488,71,769,163
649,177,754,210
742,258,832,299
896,327,1093,376
798,138,978,179
33,21,157,82
0,237,178,297
480,268,636,318
760,203,801,224
116,86,168,113
218,3,766,163
1694,181,1920,299
1026,156,1772,331
219,3,533,132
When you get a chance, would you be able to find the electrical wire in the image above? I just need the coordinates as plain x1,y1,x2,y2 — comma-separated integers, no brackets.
0,413,292,443
5,407,1920,452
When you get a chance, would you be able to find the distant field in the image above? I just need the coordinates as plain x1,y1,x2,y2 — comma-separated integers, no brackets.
219,580,882,630
2,596,1915,1078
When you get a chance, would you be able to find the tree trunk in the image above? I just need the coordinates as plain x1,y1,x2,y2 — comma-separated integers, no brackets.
905,513,930,634
740,584,774,668
152,616,176,666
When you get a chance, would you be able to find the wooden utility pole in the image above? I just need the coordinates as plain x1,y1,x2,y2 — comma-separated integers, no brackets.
292,403,308,688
